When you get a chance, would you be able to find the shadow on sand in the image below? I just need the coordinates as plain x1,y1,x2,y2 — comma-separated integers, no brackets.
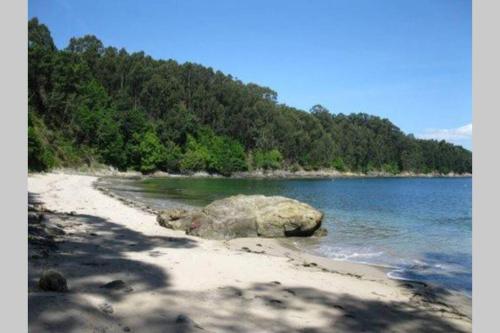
28,192,469,333
28,192,198,331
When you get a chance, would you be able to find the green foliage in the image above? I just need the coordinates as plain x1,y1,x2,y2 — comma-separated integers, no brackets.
381,162,400,175
27,18,472,175
253,149,283,170
179,135,212,173
137,131,168,174
161,140,183,172
332,157,346,171
28,121,55,171
97,113,126,169
180,130,247,175
209,135,247,175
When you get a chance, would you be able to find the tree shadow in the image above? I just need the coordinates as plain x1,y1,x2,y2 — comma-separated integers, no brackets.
28,192,198,332
97,280,470,333
28,191,44,206
162,282,471,333
28,192,470,333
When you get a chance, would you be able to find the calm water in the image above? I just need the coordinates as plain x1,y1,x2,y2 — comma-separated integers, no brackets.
102,176,472,296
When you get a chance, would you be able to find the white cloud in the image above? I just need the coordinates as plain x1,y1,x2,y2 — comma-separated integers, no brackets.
417,123,472,144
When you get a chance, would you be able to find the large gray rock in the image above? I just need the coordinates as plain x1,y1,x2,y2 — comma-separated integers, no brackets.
158,195,324,240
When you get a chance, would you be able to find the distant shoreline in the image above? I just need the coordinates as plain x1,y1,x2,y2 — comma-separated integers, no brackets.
43,166,472,180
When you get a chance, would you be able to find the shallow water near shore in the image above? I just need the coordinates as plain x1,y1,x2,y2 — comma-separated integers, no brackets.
101,176,472,297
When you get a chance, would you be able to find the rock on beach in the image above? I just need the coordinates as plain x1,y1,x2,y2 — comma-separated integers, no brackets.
157,195,324,240
38,270,68,292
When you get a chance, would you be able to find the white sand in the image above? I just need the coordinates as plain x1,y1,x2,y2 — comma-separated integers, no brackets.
28,172,471,332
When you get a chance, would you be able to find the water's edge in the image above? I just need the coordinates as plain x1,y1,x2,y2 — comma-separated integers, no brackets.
95,176,471,299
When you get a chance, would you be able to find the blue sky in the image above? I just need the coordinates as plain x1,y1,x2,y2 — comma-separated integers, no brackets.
29,0,472,149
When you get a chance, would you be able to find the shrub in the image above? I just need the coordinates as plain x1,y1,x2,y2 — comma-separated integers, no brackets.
180,131,247,175
209,136,247,176
253,149,283,170
137,130,168,173
179,134,212,173
382,162,400,175
28,126,55,171
332,157,346,171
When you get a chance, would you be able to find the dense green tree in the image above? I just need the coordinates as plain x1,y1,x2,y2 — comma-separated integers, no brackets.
253,149,283,170
208,135,247,176
179,130,247,175
28,111,55,171
27,18,472,175
179,134,212,173
136,130,168,173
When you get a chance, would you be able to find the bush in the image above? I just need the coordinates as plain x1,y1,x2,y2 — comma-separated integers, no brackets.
180,131,247,175
382,162,400,175
179,134,212,173
209,136,247,176
28,112,56,171
28,126,55,171
331,157,346,171
289,163,301,172
161,141,183,172
137,130,168,173
253,149,283,170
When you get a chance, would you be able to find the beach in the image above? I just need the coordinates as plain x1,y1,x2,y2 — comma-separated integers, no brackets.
28,172,472,332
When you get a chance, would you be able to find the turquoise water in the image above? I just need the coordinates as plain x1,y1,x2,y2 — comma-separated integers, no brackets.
104,176,472,296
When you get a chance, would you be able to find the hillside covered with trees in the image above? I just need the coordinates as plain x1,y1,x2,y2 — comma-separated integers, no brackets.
28,18,472,175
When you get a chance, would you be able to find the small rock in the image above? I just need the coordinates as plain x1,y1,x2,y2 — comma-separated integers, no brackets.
38,270,68,292
175,314,193,325
123,326,131,332
99,302,114,314
267,299,286,309
100,280,126,290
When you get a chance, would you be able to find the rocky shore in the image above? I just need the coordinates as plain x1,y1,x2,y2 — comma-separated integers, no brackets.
46,166,472,180
28,172,472,332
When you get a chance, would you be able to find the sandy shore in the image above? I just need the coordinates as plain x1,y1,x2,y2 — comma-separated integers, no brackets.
28,172,471,332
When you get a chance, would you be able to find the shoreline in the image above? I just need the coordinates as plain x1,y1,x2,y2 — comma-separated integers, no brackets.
44,166,472,180
28,172,472,332
95,176,472,299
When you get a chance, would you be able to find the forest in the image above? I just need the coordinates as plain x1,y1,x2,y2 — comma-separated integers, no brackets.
28,18,472,175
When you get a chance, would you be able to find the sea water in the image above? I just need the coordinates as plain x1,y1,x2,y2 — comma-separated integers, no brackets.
102,176,472,296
